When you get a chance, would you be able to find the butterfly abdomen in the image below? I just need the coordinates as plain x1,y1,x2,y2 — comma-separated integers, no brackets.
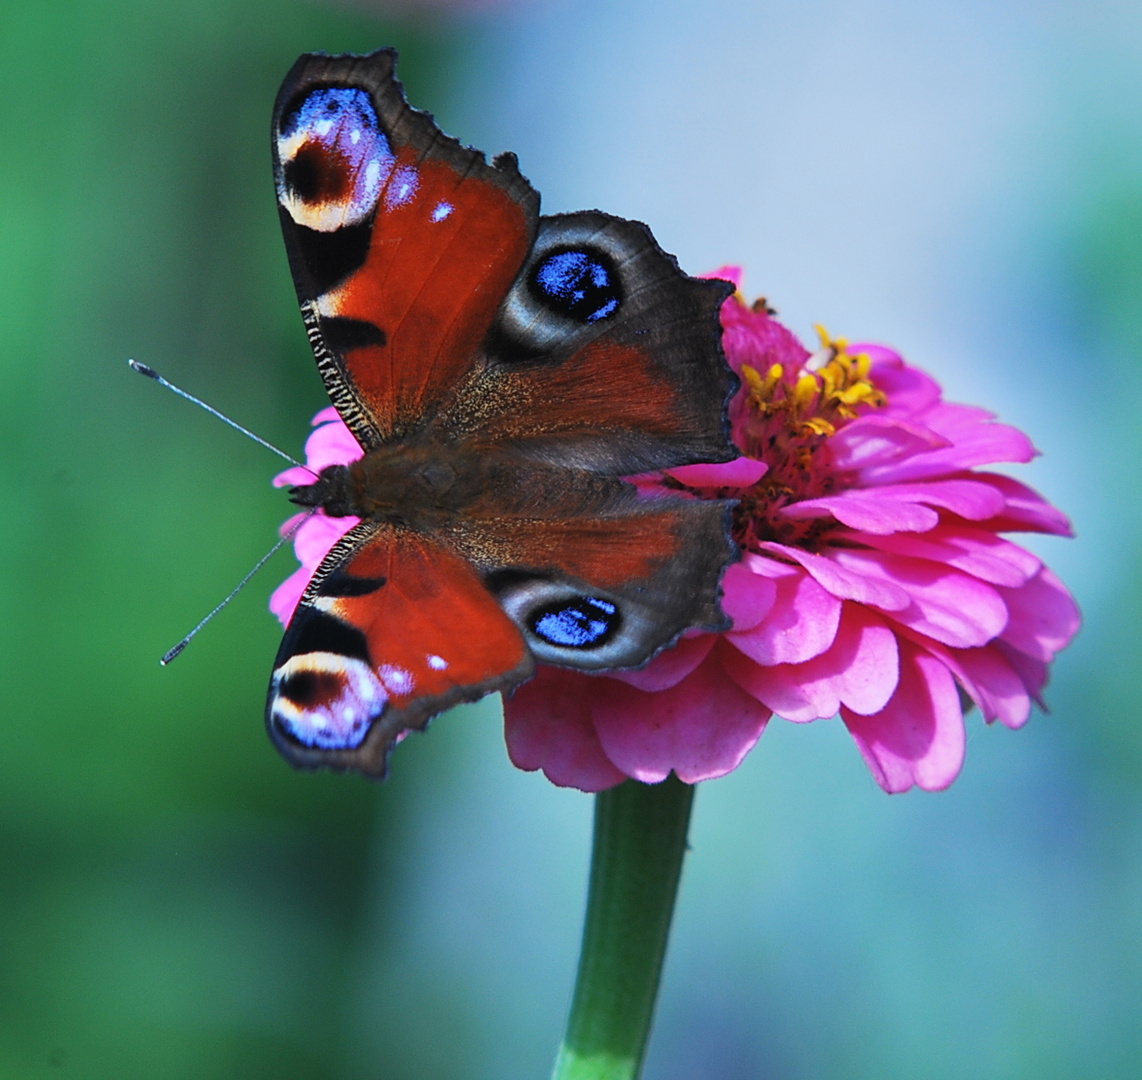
291,438,506,528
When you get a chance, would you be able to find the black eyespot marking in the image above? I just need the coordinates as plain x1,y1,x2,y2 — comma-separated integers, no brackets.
528,248,622,323
321,316,387,356
319,570,387,598
283,143,349,205
528,596,621,649
283,608,370,664
281,210,373,299
481,324,544,365
279,668,343,708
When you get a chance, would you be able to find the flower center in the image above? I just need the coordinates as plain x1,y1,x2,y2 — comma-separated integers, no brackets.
682,326,887,552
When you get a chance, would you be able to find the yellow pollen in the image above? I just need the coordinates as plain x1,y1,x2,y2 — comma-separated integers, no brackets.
725,312,892,552
808,323,887,419
741,364,765,395
802,417,836,436
741,363,787,410
793,374,820,410
742,320,887,443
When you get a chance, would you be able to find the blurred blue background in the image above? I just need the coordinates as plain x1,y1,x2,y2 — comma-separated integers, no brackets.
0,1,1136,1077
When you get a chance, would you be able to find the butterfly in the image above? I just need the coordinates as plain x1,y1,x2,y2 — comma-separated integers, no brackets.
267,49,738,777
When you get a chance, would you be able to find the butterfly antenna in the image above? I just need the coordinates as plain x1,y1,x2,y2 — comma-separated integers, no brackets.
159,510,317,666
128,358,314,474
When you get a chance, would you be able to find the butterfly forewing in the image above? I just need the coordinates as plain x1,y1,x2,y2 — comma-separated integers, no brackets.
273,49,540,447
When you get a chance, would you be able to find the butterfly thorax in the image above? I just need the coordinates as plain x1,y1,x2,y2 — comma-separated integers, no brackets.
290,438,509,529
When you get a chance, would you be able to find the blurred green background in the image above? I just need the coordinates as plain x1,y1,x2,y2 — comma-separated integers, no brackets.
1,1,1138,1078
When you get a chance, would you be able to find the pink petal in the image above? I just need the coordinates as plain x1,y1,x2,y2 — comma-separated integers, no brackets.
665,456,768,488
861,347,943,414
998,566,1081,662
503,668,627,792
719,297,811,382
873,479,1007,520
294,512,360,569
856,525,1041,588
701,265,743,289
273,410,362,487
273,465,318,489
971,472,1075,536
862,403,1037,485
608,634,716,692
891,625,1033,730
304,415,364,472
726,557,843,664
270,565,312,626
994,641,1050,708
590,651,772,784
829,547,1008,648
828,415,950,471
785,480,1006,536
720,559,779,632
760,542,910,611
723,603,899,721
841,640,965,793
782,492,939,534
269,513,362,625
278,511,309,539
951,645,1032,729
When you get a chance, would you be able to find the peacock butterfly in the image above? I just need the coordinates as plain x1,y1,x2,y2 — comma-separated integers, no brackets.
267,49,738,777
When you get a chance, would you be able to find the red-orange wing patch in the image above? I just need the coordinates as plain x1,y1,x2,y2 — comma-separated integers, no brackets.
267,522,533,777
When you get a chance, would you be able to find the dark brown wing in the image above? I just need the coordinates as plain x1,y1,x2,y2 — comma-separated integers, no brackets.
437,211,738,475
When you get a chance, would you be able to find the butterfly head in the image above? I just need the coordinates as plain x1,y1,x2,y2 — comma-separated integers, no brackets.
289,464,355,517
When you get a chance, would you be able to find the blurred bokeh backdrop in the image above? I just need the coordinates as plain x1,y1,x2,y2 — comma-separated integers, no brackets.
1,1,1138,1077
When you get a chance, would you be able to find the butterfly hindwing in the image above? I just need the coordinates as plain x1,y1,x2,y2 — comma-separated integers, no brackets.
443,212,737,475
270,491,731,777
268,522,534,775
461,501,734,671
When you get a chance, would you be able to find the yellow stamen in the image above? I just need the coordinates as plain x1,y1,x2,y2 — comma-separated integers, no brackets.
819,364,838,399
793,374,820,411
740,317,886,457
741,364,766,395
801,417,836,436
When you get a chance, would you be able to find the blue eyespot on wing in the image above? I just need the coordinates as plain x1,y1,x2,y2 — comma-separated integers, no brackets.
530,596,620,648
529,248,621,323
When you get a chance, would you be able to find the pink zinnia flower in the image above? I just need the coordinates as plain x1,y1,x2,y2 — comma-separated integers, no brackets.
269,406,363,625
273,270,1079,795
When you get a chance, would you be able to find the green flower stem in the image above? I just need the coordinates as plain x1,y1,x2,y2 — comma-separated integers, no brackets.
552,773,696,1080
